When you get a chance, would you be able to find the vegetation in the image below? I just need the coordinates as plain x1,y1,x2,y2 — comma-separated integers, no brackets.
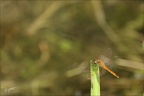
0,1,143,96
90,60,100,96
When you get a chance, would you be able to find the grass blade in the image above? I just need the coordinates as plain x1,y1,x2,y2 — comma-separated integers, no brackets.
90,60,100,96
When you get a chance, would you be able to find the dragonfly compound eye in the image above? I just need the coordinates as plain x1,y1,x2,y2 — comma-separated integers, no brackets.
95,60,99,63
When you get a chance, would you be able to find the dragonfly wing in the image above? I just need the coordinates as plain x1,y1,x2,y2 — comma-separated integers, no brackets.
65,60,90,78
99,66,106,76
99,55,111,64
105,48,112,59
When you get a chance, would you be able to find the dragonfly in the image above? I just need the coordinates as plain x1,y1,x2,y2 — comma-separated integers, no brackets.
65,48,119,78
92,48,119,78
94,59,119,78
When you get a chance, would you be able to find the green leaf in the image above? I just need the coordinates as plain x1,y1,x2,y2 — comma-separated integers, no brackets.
90,60,100,96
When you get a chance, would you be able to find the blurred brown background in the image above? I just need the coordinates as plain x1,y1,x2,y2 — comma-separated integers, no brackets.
0,0,143,96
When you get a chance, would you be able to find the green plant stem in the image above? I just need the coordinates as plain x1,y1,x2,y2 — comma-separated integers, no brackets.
90,60,100,96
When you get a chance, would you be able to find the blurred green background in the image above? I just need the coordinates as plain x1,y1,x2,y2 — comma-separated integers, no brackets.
0,0,143,96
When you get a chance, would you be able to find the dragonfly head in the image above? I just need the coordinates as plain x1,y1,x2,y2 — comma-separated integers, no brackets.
95,59,101,64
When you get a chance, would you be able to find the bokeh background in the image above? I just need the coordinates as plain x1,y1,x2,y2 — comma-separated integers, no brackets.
0,0,143,96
